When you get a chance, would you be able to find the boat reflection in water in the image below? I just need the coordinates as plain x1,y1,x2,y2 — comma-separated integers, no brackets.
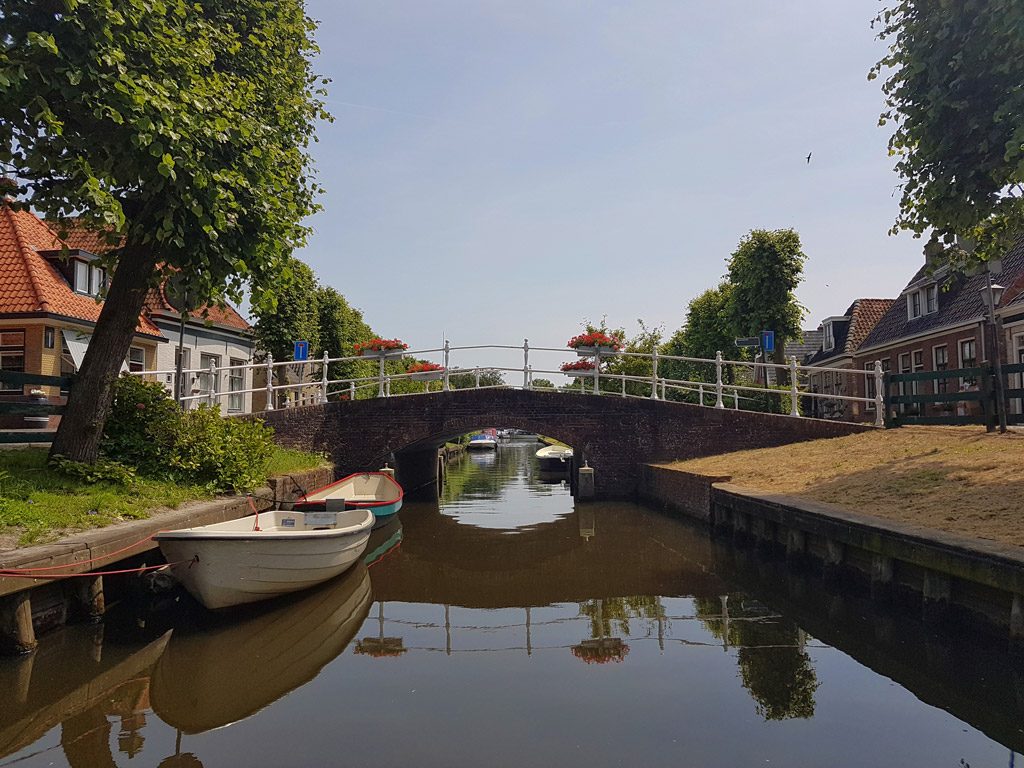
150,563,372,734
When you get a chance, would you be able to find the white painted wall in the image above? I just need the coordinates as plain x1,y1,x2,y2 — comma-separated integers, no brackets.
153,320,254,414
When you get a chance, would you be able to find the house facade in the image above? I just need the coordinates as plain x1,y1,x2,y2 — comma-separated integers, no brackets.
802,299,892,420
851,236,1024,421
0,204,164,427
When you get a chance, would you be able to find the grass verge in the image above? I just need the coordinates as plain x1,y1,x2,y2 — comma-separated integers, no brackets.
0,446,330,548
663,426,1024,548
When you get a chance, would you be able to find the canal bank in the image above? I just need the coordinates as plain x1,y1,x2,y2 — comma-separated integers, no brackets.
640,463,1024,643
0,465,332,654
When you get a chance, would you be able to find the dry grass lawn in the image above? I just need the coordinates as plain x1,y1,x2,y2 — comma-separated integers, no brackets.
663,427,1024,548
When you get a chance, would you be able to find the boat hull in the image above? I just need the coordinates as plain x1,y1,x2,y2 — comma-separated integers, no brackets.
156,511,373,610
467,440,497,450
370,499,402,527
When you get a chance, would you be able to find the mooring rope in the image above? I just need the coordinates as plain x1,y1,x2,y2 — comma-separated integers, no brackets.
0,556,198,580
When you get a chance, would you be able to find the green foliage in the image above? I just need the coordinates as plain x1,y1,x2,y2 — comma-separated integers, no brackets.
253,257,321,366
661,283,742,399
316,285,379,389
600,320,663,397
169,406,274,491
49,455,137,485
448,369,506,389
0,0,329,310
744,385,802,416
870,1,1024,263
726,229,806,361
532,378,555,389
100,376,274,492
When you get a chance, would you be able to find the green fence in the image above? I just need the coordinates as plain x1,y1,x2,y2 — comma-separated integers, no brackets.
0,371,74,443
885,362,1024,428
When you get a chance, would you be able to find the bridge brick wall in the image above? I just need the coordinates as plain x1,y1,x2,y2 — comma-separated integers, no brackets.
255,389,870,498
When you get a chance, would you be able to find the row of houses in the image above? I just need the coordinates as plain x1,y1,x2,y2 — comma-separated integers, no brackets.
0,202,255,426
801,236,1024,421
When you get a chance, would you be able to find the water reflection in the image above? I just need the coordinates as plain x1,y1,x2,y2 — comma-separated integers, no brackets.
2,443,1023,767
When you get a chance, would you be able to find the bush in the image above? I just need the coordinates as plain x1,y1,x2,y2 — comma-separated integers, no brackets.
98,376,274,492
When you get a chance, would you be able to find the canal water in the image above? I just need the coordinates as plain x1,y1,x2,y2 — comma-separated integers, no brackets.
2,440,1022,767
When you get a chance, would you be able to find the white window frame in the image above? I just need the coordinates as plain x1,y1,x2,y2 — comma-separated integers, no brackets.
89,265,105,297
228,357,245,412
823,322,835,351
925,285,938,314
0,329,26,392
74,260,89,294
864,362,876,409
959,336,978,388
127,346,145,373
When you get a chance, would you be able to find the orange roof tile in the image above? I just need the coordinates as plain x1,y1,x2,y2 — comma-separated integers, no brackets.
144,281,251,332
0,204,162,337
845,298,894,354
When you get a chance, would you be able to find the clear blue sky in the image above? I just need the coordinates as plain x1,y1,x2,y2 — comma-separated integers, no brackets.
296,0,920,354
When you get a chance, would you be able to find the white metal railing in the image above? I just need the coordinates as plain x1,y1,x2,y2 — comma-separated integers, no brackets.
127,340,886,426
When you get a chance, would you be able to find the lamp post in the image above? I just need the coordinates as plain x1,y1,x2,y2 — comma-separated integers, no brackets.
982,273,1007,433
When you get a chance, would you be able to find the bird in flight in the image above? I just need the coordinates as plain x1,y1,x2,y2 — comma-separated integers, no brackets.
806,152,813,164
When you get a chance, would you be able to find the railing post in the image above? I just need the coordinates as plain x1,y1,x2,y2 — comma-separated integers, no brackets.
715,351,725,409
699,383,705,406
789,356,800,417
874,361,884,427
593,356,600,395
621,374,626,398
523,339,529,389
443,340,451,392
377,355,386,398
349,380,356,401
475,367,481,388
733,388,739,409
661,377,666,399
265,353,274,411
650,348,659,399
207,359,217,408
527,365,533,390
320,351,329,404
385,376,391,397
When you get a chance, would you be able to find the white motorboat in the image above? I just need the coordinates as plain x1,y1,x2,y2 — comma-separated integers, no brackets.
467,433,498,450
536,444,573,472
154,508,374,609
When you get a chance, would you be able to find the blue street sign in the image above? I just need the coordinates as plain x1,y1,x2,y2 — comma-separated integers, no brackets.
293,340,309,362
759,330,775,353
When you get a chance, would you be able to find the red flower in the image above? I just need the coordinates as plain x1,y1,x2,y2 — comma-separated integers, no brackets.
561,360,596,372
567,331,622,351
407,361,444,373
135,403,146,410
354,338,409,353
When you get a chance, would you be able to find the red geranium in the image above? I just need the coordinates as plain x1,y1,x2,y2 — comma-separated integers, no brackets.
567,331,622,351
354,338,408,353
407,361,444,373
561,360,596,372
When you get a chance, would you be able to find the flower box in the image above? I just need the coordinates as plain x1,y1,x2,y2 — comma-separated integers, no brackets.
359,348,406,359
573,345,618,357
409,370,444,382
564,370,597,378
354,338,408,357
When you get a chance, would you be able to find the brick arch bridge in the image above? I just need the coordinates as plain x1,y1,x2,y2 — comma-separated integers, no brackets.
258,389,868,499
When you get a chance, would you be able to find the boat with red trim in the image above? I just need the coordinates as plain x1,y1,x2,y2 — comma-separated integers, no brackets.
294,471,404,528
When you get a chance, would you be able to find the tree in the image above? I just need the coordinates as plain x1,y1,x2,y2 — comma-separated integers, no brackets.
870,1,1024,263
726,229,806,369
600,320,662,397
448,369,505,389
532,378,555,389
661,283,742,399
315,285,378,395
0,1,328,462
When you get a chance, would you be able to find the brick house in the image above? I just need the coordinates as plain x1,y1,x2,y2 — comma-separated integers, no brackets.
0,204,163,426
852,236,1024,421
803,299,893,420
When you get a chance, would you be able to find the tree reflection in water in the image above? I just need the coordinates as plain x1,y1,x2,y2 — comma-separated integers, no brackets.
695,595,819,721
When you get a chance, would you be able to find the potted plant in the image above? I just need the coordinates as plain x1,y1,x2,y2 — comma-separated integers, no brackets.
354,338,408,358
561,360,597,377
407,361,445,381
567,331,622,357
24,388,50,428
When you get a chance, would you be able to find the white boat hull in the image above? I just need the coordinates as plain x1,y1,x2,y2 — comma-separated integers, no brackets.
467,439,498,450
156,510,374,609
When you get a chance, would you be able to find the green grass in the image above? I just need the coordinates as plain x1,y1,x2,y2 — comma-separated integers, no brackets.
0,446,330,548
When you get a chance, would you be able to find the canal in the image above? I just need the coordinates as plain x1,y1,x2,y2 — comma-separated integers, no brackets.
1,439,1022,767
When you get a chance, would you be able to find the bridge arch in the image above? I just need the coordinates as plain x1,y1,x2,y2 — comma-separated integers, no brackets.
257,388,868,499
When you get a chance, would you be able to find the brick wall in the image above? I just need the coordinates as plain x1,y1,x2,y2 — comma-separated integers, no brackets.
253,389,870,498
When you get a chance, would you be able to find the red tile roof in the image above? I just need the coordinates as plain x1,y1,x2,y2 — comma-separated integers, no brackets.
845,299,894,354
144,282,252,332
0,204,162,337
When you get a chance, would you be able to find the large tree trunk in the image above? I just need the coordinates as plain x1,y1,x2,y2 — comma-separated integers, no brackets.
50,247,159,463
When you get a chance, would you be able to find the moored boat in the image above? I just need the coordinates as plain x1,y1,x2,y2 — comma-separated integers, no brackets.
467,433,498,450
536,444,573,472
154,508,374,610
294,471,404,528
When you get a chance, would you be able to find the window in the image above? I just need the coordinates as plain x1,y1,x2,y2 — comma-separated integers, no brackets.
175,347,191,400
74,261,89,294
228,358,245,412
926,285,937,314
864,362,876,408
0,330,25,392
911,292,922,318
933,345,948,394
960,338,978,387
823,322,835,351
44,327,55,349
89,265,105,296
199,353,221,400
127,346,145,373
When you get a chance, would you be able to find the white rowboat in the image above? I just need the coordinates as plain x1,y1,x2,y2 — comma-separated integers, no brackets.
154,509,374,610
536,444,573,472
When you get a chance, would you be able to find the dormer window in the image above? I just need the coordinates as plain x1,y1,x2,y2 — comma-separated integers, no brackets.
823,322,835,351
72,258,106,297
906,284,938,320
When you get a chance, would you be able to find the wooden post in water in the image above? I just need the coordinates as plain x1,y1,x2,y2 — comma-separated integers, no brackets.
72,575,105,622
0,592,36,655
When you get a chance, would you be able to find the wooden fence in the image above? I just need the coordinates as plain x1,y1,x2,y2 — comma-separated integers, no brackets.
0,371,73,443
885,362,1024,428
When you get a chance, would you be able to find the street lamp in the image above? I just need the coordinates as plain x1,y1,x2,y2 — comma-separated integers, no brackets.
981,274,1007,433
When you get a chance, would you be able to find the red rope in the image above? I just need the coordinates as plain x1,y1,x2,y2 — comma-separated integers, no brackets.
0,558,196,580
0,533,158,574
